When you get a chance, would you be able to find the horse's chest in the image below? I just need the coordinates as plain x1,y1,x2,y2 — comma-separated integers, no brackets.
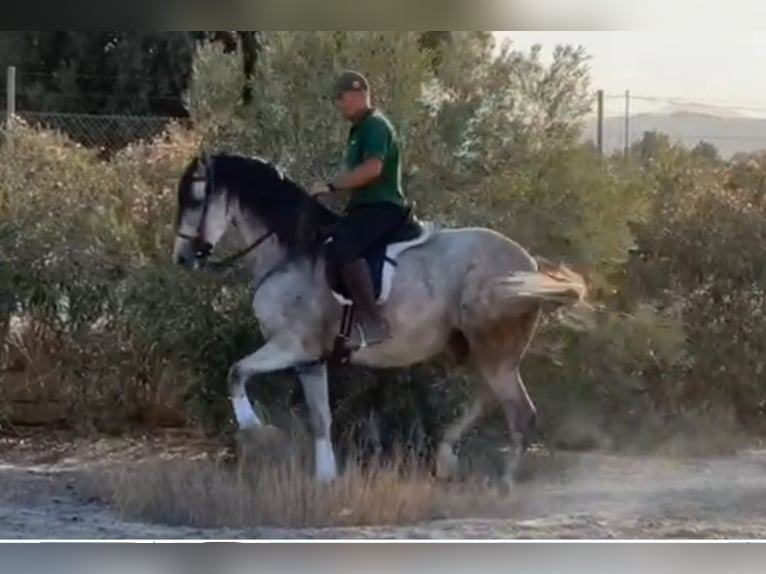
252,285,316,335
252,293,288,332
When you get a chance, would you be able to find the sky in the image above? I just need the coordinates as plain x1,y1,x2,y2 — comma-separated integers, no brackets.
504,0,766,30
496,30,766,117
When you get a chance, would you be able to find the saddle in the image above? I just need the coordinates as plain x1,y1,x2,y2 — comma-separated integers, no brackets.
325,207,427,303
322,208,435,365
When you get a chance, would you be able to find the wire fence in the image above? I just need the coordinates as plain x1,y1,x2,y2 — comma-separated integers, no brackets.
15,111,178,152
1,66,183,153
4,102,766,162
4,64,766,161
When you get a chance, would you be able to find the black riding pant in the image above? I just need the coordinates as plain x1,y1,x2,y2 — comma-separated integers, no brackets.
325,201,408,265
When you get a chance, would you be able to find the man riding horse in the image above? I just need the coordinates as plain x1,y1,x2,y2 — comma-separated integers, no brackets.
172,70,587,485
310,70,410,348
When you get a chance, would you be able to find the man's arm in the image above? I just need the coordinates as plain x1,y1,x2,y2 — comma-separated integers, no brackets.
333,118,390,192
312,117,390,195
329,158,383,192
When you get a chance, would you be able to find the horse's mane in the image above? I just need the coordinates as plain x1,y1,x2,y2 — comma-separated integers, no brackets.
208,152,340,257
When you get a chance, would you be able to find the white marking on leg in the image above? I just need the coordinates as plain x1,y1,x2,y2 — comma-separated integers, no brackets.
314,438,337,482
229,338,314,432
232,394,261,429
296,363,337,482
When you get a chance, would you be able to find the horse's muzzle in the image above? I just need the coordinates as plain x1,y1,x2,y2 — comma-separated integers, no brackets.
175,240,211,269
176,253,210,270
193,239,213,259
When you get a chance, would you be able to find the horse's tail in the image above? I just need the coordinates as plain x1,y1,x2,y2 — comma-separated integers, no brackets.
491,262,587,309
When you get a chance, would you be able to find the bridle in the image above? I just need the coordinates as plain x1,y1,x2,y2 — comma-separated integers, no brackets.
176,155,273,271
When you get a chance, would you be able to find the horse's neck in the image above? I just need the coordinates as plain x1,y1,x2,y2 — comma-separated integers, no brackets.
230,197,328,300
232,205,286,281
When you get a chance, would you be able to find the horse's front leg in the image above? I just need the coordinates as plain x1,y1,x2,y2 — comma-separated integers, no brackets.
295,361,337,482
228,336,316,430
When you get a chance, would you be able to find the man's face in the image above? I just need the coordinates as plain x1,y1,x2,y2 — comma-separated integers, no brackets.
334,89,366,120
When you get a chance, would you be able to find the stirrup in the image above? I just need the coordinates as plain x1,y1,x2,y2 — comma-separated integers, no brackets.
338,323,384,354
354,322,390,349
356,323,373,350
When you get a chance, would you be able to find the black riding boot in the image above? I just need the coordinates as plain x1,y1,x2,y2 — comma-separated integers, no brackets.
340,258,391,346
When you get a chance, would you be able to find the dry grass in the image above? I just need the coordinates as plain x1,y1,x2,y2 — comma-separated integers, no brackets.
93,427,512,530
1,316,191,430
0,317,69,426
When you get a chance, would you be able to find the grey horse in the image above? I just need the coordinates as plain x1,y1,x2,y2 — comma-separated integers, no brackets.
173,152,587,484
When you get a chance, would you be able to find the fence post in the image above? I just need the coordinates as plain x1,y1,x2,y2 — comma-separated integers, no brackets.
6,65,16,148
596,89,604,158
623,89,630,159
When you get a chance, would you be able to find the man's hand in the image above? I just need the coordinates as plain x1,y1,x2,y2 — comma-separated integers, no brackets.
309,182,332,196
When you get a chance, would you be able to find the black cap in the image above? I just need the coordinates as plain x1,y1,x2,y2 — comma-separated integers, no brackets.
332,70,369,98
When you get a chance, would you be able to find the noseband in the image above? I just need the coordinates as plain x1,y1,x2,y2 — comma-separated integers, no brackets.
177,159,273,270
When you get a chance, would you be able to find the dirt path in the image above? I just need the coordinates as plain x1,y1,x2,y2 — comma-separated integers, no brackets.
2,431,766,539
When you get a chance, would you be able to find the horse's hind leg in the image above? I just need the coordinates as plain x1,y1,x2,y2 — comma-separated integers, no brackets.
481,364,536,485
435,394,489,480
469,309,540,487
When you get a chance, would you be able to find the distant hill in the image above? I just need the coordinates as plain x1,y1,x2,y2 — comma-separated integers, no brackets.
583,109,766,158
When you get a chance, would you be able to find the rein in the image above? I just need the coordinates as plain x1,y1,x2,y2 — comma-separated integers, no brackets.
177,228,274,271
209,229,274,271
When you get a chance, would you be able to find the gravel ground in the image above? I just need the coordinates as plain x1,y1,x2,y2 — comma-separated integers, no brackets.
2,431,766,539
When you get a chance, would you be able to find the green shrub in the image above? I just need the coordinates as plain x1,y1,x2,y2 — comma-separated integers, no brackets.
627,150,766,430
3,32,763,459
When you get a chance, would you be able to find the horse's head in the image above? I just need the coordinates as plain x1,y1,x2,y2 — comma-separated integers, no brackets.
173,151,341,269
173,153,232,269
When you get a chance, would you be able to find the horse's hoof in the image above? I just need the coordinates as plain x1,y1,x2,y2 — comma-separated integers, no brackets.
435,443,459,480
